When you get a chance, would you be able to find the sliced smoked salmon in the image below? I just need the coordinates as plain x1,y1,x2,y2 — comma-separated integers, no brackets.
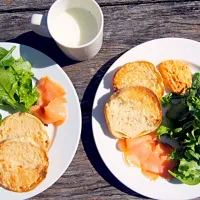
142,170,159,181
30,105,52,124
125,132,157,150
119,132,177,181
124,141,154,167
44,97,67,126
31,76,67,126
141,150,164,174
37,76,66,107
158,154,177,180
118,139,127,152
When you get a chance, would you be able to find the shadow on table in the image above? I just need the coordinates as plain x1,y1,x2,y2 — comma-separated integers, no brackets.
7,31,77,67
81,53,148,198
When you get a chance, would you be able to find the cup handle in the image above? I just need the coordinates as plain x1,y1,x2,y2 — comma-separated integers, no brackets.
31,14,52,38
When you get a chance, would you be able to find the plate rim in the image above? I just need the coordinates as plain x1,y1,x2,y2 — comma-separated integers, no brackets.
92,37,200,200
0,42,82,199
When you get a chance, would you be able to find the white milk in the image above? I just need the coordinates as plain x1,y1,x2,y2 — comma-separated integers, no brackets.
51,8,98,47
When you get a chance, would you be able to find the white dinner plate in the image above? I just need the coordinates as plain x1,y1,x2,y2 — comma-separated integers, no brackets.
92,38,200,200
0,42,82,200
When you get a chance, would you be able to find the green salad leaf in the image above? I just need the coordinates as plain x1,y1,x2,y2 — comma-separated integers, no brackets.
192,73,200,89
0,47,9,60
0,68,18,108
157,72,200,185
13,57,32,74
157,125,171,138
170,149,183,160
169,159,200,185
161,93,172,107
19,84,39,110
0,46,16,67
0,46,39,112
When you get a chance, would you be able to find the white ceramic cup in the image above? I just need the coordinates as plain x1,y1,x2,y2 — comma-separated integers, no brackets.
31,0,104,61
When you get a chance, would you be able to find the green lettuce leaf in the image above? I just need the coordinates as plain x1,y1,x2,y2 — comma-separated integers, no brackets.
0,68,17,108
0,46,16,67
170,150,183,160
185,149,200,160
19,85,39,110
0,46,39,112
0,47,9,60
188,73,200,97
12,57,32,74
157,125,171,137
192,73,200,89
161,93,172,107
157,72,200,185
169,159,200,185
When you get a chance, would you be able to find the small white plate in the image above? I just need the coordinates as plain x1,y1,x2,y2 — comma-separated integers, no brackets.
0,42,82,200
92,38,200,200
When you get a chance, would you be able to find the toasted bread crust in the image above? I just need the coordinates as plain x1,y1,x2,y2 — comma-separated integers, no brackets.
104,86,162,139
158,60,192,94
113,61,164,98
0,112,49,150
0,138,48,192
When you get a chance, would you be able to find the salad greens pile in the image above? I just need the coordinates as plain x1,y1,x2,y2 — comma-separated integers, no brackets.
157,72,200,185
0,46,39,113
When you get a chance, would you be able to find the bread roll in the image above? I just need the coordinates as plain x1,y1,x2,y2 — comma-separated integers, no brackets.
0,112,49,149
0,138,48,192
113,61,164,98
104,86,162,139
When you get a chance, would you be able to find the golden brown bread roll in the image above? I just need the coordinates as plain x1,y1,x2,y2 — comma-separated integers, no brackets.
0,112,49,150
113,61,164,98
0,138,49,192
104,86,162,139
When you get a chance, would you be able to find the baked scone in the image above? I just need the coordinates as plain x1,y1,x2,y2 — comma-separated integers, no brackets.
0,112,49,149
113,61,164,98
104,86,162,139
158,60,192,94
0,138,49,192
